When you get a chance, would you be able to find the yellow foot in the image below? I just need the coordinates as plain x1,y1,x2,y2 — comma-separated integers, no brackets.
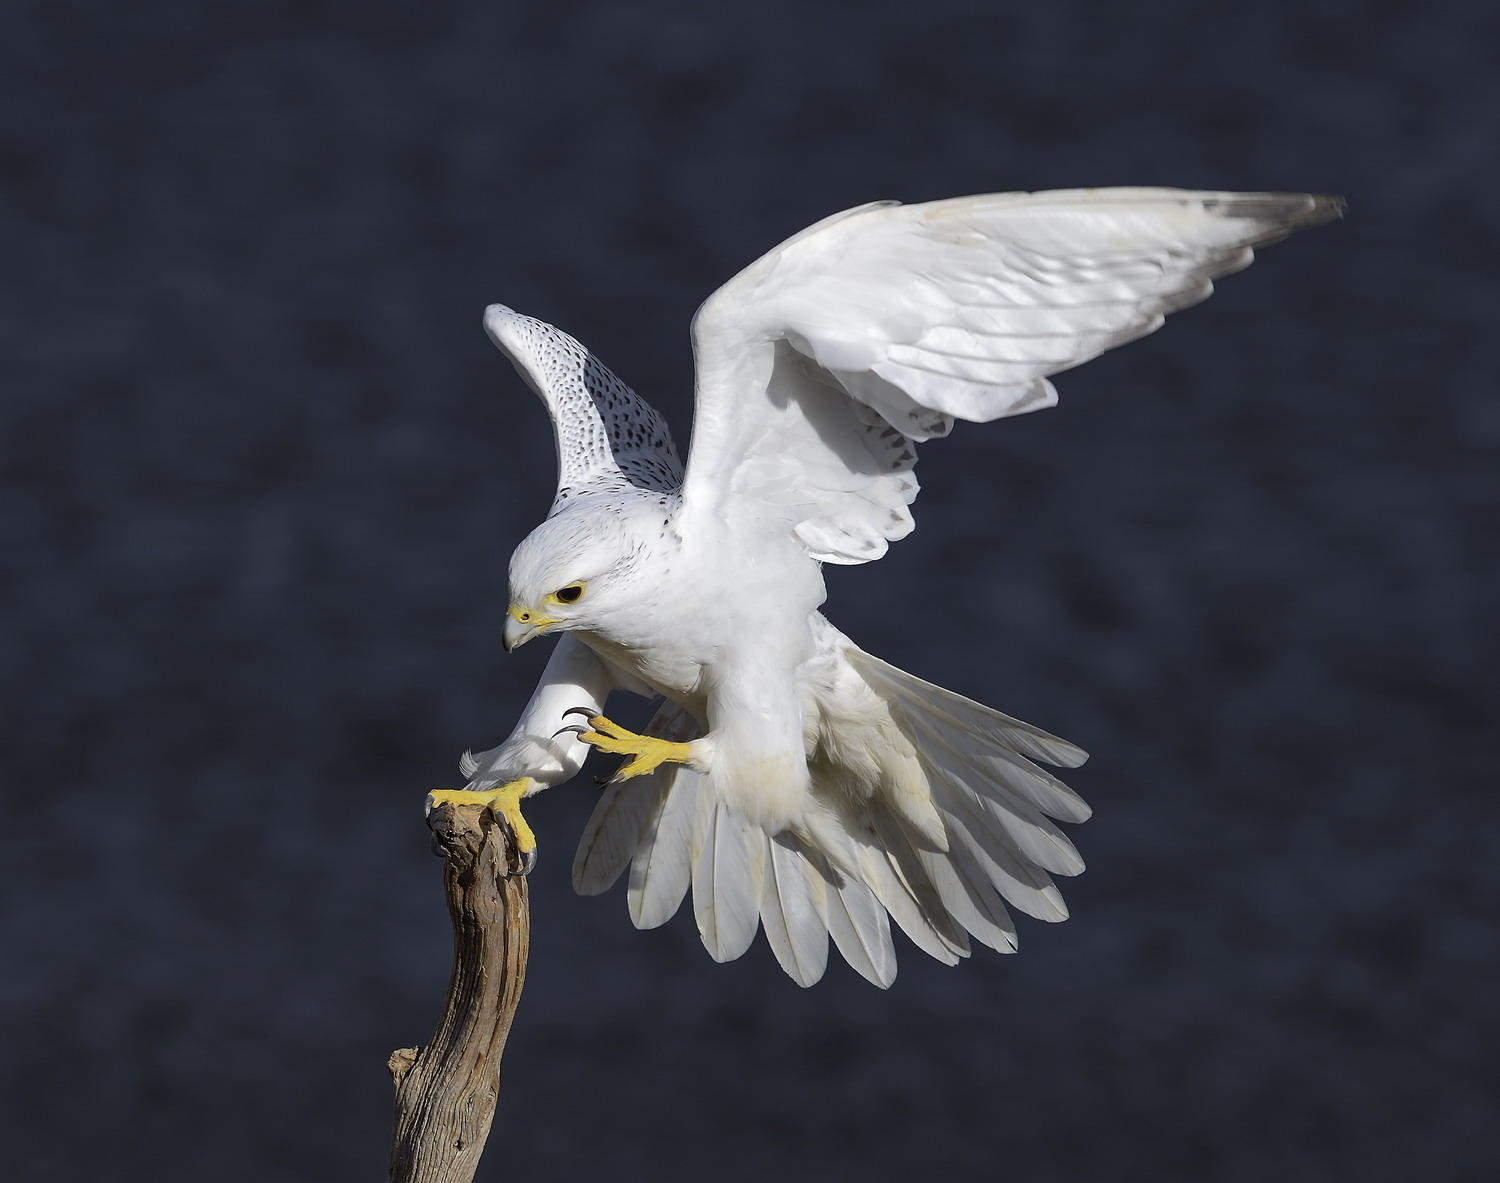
559,707,695,782
426,778,539,873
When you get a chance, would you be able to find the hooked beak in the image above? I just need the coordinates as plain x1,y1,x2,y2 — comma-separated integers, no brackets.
502,605,558,653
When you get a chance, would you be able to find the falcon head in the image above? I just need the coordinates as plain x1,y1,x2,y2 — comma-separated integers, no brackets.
502,507,650,651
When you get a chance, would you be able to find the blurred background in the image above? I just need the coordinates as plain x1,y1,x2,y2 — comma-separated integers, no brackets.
3,1,1496,1179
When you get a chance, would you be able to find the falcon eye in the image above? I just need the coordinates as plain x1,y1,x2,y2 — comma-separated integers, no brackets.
553,583,585,604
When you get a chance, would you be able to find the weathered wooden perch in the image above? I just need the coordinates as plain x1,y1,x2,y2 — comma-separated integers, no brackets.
389,802,530,1183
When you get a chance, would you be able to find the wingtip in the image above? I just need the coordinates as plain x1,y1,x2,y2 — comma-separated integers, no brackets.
1203,190,1348,232
482,302,524,347
1310,192,1348,219
1292,192,1348,230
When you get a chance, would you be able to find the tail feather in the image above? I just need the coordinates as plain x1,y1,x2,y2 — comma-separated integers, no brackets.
855,834,965,967
625,766,698,930
824,872,898,989
868,806,971,962
849,649,1088,769
918,842,1018,955
571,644,1089,985
922,752,1086,877
574,699,692,895
798,811,900,986
692,793,766,962
981,743,1093,825
573,775,667,896
903,708,1087,876
940,794,1071,922
759,832,830,987
806,790,967,966
572,702,701,924
886,680,1092,823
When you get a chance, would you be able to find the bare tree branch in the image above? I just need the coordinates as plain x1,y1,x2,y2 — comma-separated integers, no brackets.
389,802,530,1183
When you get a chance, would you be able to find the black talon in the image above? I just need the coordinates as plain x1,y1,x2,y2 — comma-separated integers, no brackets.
553,723,591,739
562,705,598,722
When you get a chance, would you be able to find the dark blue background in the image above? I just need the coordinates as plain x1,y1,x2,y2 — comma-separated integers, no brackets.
4,1,1496,1179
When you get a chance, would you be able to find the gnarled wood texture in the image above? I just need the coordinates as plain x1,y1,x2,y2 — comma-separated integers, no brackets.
389,803,530,1183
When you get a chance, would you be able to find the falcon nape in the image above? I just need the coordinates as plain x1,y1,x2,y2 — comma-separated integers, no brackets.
429,188,1342,987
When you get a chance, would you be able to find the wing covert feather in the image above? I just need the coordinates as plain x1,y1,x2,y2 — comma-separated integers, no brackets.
681,188,1341,563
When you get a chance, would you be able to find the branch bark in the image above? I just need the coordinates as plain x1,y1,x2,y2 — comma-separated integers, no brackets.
389,802,531,1183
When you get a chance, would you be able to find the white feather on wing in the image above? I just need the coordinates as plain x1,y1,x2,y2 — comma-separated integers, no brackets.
681,188,1343,563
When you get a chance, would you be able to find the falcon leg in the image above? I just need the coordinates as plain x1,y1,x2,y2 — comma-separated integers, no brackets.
426,778,539,873
558,707,694,782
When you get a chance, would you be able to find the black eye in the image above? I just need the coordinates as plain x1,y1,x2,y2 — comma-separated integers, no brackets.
555,584,583,604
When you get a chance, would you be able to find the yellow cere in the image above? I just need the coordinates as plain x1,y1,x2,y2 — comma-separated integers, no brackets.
507,604,560,629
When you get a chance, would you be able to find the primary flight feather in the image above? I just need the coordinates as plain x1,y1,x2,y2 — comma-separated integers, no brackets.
430,187,1342,987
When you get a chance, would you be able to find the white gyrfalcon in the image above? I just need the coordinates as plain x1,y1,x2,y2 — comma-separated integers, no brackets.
429,188,1341,987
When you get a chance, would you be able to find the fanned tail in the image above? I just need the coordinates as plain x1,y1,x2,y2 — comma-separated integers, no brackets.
571,648,1089,987
850,648,1085,928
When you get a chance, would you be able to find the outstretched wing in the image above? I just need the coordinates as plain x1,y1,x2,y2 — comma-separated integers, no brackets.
679,188,1342,563
484,304,683,513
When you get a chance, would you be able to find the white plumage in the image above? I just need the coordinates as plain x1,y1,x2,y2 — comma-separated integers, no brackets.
458,188,1341,986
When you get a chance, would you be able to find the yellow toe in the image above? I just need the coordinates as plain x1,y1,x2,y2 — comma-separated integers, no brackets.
573,716,693,781
426,778,538,854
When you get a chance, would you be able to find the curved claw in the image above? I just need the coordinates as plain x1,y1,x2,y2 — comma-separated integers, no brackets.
511,842,538,877
552,723,591,739
562,705,599,722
